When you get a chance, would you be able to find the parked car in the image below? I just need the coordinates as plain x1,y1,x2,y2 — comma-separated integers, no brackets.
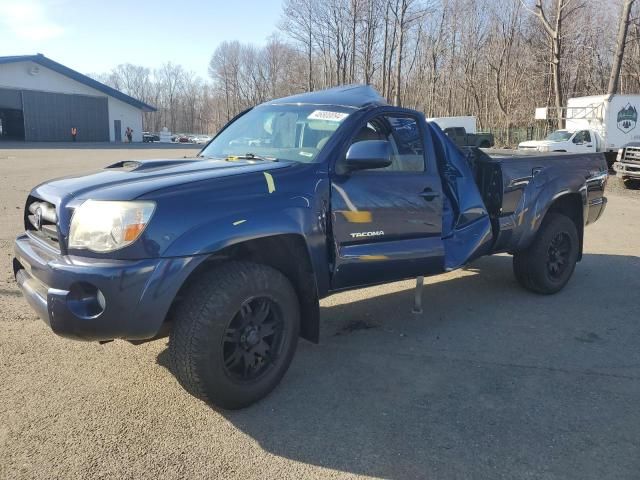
142,132,160,143
13,86,608,410
191,135,212,144
442,126,494,148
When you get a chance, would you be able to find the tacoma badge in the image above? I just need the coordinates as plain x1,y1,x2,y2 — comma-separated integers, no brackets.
350,231,385,238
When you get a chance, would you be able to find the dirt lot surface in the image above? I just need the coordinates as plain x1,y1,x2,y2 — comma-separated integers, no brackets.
1,146,639,480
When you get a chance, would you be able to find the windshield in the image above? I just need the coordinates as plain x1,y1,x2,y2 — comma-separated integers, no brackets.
545,130,573,142
200,104,354,163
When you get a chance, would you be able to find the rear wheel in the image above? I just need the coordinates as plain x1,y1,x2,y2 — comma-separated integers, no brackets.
513,213,579,294
169,261,299,409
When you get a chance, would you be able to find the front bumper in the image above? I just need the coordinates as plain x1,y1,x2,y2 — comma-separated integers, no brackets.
613,161,640,179
13,233,203,341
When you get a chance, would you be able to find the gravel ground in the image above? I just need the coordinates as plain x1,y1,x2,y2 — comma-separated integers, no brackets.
1,147,639,480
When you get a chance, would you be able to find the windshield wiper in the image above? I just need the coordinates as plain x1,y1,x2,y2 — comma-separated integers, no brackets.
225,153,277,162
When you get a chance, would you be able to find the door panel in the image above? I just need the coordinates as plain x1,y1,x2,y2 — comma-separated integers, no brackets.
330,113,444,290
582,131,595,152
336,236,444,286
331,173,444,289
114,120,122,142
574,130,595,153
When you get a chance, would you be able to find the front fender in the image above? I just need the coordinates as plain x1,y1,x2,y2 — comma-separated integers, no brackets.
162,201,313,257
135,163,332,299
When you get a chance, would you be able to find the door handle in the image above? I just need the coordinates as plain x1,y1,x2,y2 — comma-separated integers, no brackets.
419,189,440,201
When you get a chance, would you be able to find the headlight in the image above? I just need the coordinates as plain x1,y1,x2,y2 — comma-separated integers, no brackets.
537,145,550,152
68,200,156,252
617,148,624,161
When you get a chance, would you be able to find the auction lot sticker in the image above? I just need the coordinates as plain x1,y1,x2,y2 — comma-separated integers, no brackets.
307,110,349,122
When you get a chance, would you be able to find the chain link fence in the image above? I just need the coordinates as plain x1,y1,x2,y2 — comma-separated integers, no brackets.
480,125,551,149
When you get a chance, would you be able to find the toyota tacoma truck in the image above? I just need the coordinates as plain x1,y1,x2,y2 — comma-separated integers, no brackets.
13,86,608,409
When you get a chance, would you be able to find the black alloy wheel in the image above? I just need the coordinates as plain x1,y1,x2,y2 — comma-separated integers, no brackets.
169,261,300,409
546,231,572,280
513,212,579,294
222,296,285,382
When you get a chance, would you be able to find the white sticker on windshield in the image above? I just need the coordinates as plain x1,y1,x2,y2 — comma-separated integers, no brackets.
307,110,349,122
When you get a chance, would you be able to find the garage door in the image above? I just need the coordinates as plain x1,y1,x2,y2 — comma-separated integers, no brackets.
22,91,109,142
0,88,22,109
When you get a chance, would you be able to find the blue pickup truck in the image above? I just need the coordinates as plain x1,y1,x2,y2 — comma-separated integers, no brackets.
13,86,608,409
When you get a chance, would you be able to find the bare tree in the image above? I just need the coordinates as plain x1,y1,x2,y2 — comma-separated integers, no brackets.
95,0,636,145
280,0,316,90
608,0,636,94
526,0,585,128
156,62,186,131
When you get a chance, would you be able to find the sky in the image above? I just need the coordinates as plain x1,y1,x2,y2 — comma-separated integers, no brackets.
0,0,284,78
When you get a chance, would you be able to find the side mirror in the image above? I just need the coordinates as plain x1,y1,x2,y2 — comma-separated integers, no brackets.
343,140,392,173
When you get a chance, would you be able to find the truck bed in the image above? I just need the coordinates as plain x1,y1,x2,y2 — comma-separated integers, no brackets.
466,148,608,253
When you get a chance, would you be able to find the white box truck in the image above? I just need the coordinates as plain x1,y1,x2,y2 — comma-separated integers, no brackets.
427,115,477,133
519,94,640,169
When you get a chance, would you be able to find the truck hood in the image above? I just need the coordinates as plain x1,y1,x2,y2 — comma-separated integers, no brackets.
31,158,295,204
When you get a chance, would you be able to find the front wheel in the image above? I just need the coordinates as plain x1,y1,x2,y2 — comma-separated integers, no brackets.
513,213,579,294
169,261,300,409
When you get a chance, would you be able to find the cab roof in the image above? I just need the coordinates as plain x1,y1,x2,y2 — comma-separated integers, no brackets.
266,85,388,109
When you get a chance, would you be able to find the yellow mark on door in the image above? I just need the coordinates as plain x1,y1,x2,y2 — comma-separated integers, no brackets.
517,207,528,225
263,172,276,193
341,210,372,223
359,255,388,261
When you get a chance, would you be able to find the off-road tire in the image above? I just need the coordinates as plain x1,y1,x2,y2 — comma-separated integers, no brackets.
169,261,299,409
513,213,579,294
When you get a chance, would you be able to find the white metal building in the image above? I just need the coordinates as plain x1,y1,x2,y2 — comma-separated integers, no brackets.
0,54,155,142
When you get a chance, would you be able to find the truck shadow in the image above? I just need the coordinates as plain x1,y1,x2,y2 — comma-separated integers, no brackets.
157,253,640,479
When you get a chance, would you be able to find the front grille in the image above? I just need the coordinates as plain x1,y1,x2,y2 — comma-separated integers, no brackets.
622,146,640,163
25,197,60,249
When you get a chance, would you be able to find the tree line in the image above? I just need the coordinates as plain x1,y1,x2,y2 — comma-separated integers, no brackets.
94,0,639,146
